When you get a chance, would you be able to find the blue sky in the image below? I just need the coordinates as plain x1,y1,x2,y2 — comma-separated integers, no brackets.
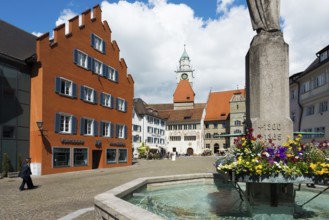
1,0,247,36
1,0,329,103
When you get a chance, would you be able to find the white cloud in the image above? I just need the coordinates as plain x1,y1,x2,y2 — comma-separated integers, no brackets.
216,0,235,15
281,0,329,73
55,9,77,34
100,0,252,103
55,9,77,26
32,32,44,37
56,0,329,104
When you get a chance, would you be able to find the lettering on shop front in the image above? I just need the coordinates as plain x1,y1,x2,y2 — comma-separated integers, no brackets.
61,138,85,145
109,142,126,146
257,123,282,141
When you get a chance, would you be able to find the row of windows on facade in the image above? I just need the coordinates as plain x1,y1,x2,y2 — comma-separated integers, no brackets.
132,135,165,144
205,143,228,149
74,47,118,82
55,76,127,112
167,124,198,130
299,70,328,94
146,116,165,126
53,147,127,168
304,101,328,116
301,127,326,139
147,127,165,135
291,101,328,121
204,122,228,129
169,136,197,141
55,113,127,138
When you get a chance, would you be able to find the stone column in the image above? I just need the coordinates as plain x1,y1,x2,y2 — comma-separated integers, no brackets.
246,31,293,145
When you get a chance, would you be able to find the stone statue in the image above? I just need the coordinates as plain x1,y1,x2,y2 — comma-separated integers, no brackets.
247,0,281,33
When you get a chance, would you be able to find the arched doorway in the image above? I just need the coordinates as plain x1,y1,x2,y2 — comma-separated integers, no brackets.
214,143,220,154
187,148,194,156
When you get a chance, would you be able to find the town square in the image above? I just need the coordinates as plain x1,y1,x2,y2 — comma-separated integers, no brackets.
1,0,329,219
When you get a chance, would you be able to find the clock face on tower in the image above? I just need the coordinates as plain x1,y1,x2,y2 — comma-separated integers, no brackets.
181,73,188,80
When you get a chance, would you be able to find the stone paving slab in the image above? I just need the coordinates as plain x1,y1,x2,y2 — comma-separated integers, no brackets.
0,156,216,220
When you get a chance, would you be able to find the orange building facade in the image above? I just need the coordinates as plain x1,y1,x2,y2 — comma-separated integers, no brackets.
30,5,134,175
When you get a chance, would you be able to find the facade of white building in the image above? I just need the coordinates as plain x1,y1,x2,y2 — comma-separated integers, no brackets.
289,44,329,142
132,98,166,156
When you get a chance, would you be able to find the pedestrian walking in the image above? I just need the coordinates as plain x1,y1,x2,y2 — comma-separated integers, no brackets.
19,157,35,191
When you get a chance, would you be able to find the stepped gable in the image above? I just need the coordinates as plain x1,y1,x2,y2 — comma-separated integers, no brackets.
205,89,245,121
36,5,132,81
173,80,195,103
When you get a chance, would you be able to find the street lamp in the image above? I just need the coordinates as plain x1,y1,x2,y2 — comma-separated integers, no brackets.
36,120,44,133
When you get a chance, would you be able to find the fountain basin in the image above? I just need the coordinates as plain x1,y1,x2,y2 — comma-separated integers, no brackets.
94,173,239,220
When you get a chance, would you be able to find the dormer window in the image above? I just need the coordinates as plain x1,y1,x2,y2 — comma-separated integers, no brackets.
320,50,328,62
184,116,191,120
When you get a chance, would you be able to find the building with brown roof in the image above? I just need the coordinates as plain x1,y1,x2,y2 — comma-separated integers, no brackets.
204,89,245,153
132,98,166,157
30,5,134,175
148,47,206,155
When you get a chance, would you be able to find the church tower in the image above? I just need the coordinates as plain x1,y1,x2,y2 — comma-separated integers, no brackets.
173,45,195,110
175,45,194,86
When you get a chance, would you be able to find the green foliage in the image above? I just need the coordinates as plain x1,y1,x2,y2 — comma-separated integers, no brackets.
2,153,10,177
138,142,150,159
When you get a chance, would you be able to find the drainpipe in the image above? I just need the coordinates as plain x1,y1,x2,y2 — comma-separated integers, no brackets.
297,81,303,132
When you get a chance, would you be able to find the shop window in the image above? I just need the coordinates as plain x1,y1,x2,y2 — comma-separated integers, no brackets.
118,149,128,163
53,148,70,167
74,148,88,166
106,148,116,164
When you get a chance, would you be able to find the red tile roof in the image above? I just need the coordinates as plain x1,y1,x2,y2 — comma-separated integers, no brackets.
173,80,195,103
148,103,206,123
205,89,245,121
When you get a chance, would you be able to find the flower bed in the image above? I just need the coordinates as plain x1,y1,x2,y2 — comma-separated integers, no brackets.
216,128,329,184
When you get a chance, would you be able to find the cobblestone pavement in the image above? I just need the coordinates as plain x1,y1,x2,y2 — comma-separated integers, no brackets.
0,156,217,220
